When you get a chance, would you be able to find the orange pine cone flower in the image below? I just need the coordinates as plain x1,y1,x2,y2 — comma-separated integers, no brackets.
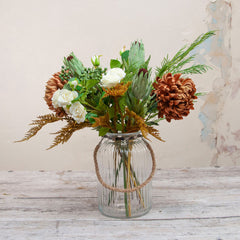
152,73,197,122
102,82,131,98
44,72,68,117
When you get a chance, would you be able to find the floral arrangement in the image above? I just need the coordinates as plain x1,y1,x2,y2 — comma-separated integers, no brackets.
18,31,215,149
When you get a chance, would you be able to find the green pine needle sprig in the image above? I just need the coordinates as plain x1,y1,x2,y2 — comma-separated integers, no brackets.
156,31,215,78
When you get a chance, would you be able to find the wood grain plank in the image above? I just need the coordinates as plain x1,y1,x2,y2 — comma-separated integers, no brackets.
0,167,240,239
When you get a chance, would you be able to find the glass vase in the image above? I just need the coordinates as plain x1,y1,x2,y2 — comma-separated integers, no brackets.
94,132,155,218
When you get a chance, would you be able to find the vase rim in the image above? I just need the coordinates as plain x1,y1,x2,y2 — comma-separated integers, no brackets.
104,131,141,140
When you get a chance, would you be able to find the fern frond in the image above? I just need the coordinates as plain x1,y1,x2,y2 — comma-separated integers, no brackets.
47,121,91,149
92,113,112,129
15,114,63,142
125,108,164,142
147,126,165,142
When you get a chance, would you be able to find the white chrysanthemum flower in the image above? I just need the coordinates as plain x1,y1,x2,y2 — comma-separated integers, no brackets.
101,68,126,88
52,89,78,108
69,102,87,123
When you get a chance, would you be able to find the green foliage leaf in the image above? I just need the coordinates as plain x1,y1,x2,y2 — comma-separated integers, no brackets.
76,85,82,91
99,127,109,136
116,124,122,132
156,31,216,78
145,121,158,126
72,93,84,103
108,107,115,119
86,112,98,123
121,50,129,63
110,59,122,69
118,97,126,113
95,99,108,114
86,79,99,89
178,64,211,75
63,84,72,91
195,92,207,96
128,41,145,69
147,99,158,114
68,77,80,83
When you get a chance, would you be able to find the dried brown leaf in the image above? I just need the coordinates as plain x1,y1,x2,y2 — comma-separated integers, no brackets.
15,114,63,143
47,121,91,150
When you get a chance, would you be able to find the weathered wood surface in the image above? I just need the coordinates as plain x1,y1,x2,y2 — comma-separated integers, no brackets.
0,167,240,240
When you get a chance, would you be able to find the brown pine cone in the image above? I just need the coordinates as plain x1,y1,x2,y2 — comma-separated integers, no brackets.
44,72,68,117
152,73,197,122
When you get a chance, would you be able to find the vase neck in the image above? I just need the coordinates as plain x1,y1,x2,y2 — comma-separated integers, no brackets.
104,132,141,141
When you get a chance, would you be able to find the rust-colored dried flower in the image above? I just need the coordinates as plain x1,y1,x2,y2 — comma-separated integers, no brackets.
152,73,197,122
44,72,68,117
102,82,131,98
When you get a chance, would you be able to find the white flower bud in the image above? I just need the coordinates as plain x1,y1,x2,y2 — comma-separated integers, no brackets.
91,55,101,67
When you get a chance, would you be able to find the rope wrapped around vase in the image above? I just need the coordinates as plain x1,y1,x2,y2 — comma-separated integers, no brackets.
93,138,156,193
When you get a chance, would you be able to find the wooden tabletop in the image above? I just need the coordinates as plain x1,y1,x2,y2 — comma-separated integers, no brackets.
0,167,240,239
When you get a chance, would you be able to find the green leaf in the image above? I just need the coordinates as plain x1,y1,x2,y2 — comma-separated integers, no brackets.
156,31,216,78
178,64,211,75
110,59,122,69
146,121,159,126
128,41,145,69
86,112,98,123
99,127,109,136
86,79,98,89
76,85,82,91
116,124,122,132
195,92,207,96
71,93,84,103
118,96,126,113
63,84,72,91
146,118,164,126
142,55,151,69
147,100,158,114
121,50,129,63
95,99,108,114
108,107,115,119
68,77,80,83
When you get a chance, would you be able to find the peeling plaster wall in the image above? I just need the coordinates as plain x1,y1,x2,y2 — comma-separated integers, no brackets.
0,0,239,170
200,0,240,166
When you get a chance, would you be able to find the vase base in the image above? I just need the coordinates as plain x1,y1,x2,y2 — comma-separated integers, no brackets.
98,205,152,219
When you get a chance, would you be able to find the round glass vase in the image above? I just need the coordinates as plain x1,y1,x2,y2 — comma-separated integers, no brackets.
94,132,155,218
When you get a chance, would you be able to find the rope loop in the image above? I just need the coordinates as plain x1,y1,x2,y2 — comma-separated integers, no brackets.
93,138,156,193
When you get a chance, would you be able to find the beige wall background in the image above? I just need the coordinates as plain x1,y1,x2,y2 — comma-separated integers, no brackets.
0,0,239,170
